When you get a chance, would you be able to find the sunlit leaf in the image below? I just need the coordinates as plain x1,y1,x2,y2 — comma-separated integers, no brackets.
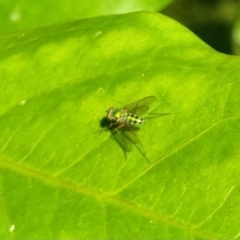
0,12,240,239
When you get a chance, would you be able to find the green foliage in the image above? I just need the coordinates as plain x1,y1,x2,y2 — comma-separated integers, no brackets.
0,0,172,34
0,12,240,239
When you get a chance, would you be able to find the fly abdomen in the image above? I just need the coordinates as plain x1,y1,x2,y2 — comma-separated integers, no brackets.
126,113,144,125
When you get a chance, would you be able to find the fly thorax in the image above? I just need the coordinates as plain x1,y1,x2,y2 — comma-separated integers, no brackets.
113,108,122,120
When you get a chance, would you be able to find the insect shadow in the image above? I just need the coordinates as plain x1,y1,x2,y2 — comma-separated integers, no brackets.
100,116,150,163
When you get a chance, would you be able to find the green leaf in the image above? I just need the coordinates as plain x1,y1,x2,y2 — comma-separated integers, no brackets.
1,12,240,239
0,0,172,34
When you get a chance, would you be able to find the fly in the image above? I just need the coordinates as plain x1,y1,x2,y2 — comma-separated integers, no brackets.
100,96,171,163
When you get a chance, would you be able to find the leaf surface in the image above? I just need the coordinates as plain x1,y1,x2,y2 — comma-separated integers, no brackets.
0,0,172,34
0,12,240,239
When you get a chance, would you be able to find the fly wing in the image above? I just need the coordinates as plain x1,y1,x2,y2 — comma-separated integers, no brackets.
111,129,132,152
145,112,172,118
122,96,157,114
110,124,139,153
110,124,151,163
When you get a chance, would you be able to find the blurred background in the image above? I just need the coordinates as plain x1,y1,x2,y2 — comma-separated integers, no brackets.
1,0,240,55
162,0,240,55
